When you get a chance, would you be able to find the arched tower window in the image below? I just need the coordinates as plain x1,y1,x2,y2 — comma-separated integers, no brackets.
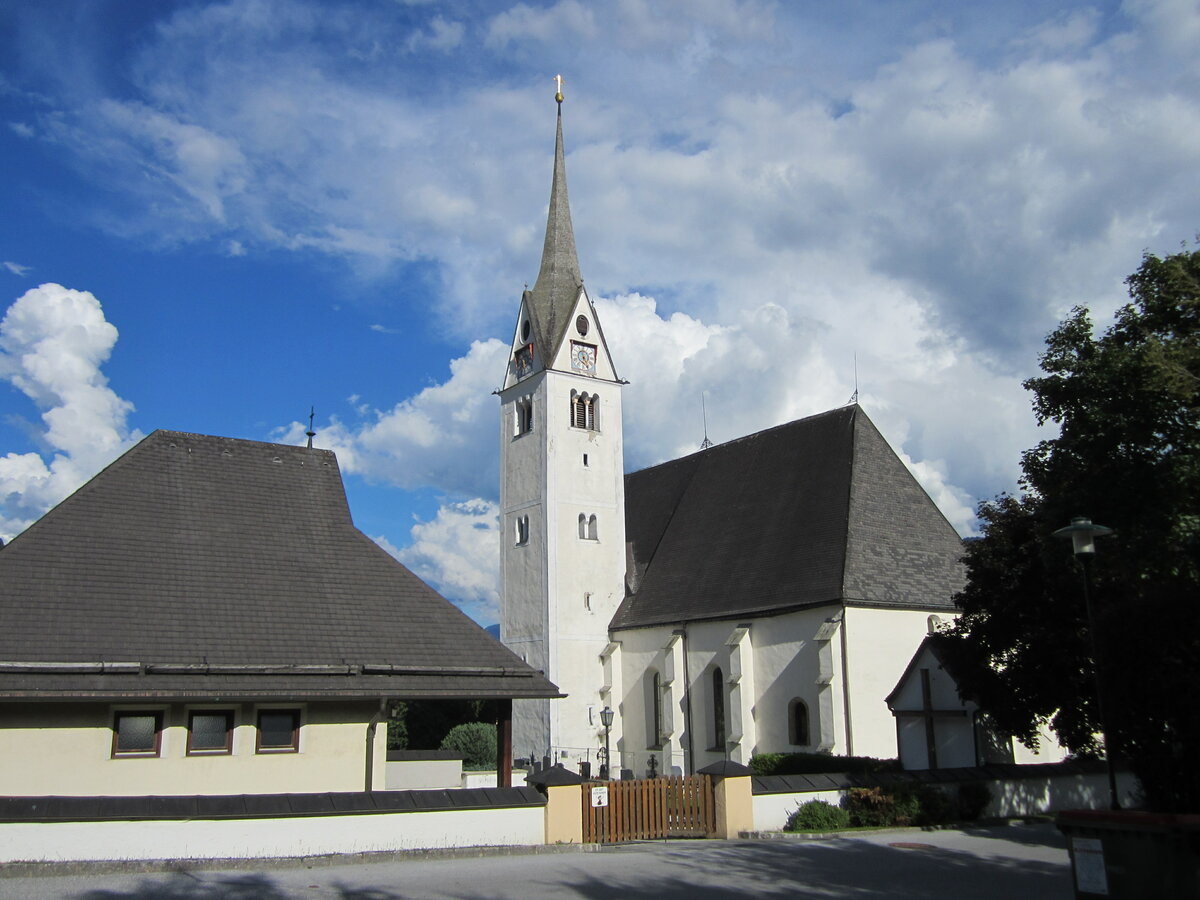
578,513,587,540
569,391,598,430
789,698,810,747
514,397,533,435
587,514,598,541
711,667,726,751
514,515,529,546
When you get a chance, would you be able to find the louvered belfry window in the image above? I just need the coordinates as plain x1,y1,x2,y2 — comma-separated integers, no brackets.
570,392,599,430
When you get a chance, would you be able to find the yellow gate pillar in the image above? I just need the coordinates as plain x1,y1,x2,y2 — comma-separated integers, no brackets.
698,760,756,839
528,765,585,844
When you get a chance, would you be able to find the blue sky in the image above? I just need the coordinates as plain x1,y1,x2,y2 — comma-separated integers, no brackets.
2,0,1197,624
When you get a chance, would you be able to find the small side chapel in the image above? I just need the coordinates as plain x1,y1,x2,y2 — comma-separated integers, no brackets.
499,89,966,776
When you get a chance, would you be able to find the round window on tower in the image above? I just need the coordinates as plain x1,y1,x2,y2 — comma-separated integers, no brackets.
576,315,589,336
521,320,531,341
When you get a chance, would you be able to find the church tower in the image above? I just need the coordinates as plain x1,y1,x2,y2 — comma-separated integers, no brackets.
499,84,626,770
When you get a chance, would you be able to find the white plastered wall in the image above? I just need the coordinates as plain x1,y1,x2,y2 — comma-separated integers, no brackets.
842,606,952,760
0,701,385,797
0,806,545,863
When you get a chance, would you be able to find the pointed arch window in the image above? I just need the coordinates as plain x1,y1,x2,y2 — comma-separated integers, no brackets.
710,667,726,751
789,698,811,747
647,671,664,750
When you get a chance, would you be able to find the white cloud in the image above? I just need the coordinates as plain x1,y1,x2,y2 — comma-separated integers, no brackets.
0,284,141,540
274,338,509,498
378,498,500,624
3,262,31,277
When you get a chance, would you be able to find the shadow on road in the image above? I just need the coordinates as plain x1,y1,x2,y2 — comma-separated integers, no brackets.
73,830,1070,900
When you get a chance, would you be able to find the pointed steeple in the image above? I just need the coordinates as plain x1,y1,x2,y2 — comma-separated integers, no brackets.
525,84,583,362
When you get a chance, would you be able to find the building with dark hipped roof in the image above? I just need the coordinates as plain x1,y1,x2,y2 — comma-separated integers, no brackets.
0,430,558,797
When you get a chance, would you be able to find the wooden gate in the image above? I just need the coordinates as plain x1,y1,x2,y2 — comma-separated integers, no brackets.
581,775,715,843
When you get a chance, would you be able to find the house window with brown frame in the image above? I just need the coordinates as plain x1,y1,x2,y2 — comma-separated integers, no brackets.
111,710,164,758
187,709,235,755
256,708,301,753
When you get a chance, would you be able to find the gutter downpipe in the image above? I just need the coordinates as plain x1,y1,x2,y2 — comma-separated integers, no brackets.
675,624,695,775
839,601,854,757
365,698,388,792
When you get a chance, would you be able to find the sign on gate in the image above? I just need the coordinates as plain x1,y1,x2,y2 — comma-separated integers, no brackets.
590,786,609,808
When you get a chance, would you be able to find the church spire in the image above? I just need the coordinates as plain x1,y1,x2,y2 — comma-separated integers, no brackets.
525,77,583,361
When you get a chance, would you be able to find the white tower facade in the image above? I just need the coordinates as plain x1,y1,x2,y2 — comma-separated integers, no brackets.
499,95,626,770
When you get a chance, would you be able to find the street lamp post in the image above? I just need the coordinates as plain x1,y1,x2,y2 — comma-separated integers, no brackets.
599,706,614,781
1052,516,1119,810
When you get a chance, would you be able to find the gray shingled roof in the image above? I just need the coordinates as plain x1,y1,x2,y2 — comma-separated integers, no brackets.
524,104,583,364
0,431,559,702
610,406,965,630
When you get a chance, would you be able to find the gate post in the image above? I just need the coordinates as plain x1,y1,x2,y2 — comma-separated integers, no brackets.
698,760,755,839
528,765,585,844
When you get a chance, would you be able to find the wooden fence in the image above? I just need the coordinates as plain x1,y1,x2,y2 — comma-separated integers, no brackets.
581,775,715,843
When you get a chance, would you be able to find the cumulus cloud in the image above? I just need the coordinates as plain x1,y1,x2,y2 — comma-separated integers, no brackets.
274,338,509,498
0,284,140,540
375,498,501,624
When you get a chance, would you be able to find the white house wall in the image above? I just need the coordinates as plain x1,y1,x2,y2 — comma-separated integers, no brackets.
0,701,385,797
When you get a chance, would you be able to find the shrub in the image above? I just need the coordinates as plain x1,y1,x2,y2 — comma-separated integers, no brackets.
957,782,993,821
912,786,957,826
439,721,497,770
750,752,901,777
840,787,897,827
785,800,849,832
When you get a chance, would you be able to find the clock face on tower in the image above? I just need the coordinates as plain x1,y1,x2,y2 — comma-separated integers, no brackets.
570,341,597,374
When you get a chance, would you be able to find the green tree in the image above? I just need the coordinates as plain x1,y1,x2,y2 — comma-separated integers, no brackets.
937,245,1200,812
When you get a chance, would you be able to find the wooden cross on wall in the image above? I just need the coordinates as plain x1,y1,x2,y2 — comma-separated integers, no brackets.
893,668,968,769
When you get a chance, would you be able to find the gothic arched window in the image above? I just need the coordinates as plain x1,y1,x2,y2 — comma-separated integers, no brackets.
711,667,726,751
789,698,810,747
648,671,664,749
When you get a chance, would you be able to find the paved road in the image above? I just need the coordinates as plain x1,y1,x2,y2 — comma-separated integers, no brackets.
0,824,1072,899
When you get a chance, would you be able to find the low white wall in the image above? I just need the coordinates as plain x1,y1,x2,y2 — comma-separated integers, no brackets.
0,805,545,863
384,758,462,790
463,769,529,789
985,770,1141,817
753,789,843,831
752,770,1143,831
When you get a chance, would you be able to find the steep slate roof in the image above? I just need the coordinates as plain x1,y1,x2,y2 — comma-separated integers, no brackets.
0,430,559,702
610,405,965,630
523,103,583,364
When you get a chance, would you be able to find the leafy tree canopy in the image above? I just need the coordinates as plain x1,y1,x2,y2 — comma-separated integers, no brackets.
937,244,1200,812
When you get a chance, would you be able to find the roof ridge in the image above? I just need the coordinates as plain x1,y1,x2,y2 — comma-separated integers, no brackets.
628,404,861,478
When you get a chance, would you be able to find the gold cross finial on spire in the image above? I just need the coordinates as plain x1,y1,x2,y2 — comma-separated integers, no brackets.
555,74,564,104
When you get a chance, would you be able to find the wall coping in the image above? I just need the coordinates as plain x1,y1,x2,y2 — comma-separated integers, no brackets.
752,759,1114,795
0,788,546,823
